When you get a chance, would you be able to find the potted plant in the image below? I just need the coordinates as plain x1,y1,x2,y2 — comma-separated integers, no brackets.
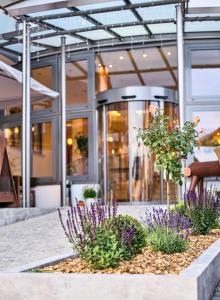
137,105,200,212
75,134,88,158
83,187,97,206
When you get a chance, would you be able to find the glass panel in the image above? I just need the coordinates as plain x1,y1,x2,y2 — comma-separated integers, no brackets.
32,122,52,178
77,1,124,10
98,107,104,198
148,23,176,34
45,16,95,31
111,25,147,37
66,118,88,176
4,127,21,176
191,50,220,97
78,30,114,40
32,66,53,111
129,101,161,202
91,10,137,25
189,0,220,7
185,21,220,32
36,35,82,47
28,8,70,17
136,5,176,21
163,102,179,204
96,47,178,92
66,60,88,106
0,12,16,34
107,102,129,202
193,110,220,162
4,43,45,53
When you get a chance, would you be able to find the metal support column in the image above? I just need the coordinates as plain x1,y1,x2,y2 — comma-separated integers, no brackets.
176,4,184,128
176,4,185,200
60,36,67,206
103,105,107,204
22,20,31,208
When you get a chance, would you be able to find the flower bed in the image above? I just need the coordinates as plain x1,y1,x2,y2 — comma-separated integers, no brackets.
38,229,220,275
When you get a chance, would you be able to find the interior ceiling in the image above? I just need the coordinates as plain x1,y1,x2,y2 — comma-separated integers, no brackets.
0,0,220,61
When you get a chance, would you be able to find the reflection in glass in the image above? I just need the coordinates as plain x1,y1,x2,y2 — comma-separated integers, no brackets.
193,111,220,162
191,50,220,97
163,102,179,203
107,102,129,202
4,65,53,115
130,101,161,202
32,122,52,178
32,66,53,111
4,127,21,176
95,46,177,91
66,118,88,176
99,101,179,203
66,61,88,106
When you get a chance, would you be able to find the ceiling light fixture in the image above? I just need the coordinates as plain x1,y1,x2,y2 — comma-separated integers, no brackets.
109,64,113,68
167,51,171,56
119,56,124,60
143,53,147,58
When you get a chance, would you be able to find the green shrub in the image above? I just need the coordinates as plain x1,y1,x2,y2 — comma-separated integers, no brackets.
188,205,219,235
83,188,96,199
109,215,147,259
147,226,189,254
82,227,123,269
171,201,187,216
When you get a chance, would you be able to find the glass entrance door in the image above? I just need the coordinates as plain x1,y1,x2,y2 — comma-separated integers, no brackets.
106,102,129,202
98,100,179,204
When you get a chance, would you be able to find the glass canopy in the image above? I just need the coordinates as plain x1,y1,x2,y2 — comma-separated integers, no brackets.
0,0,220,59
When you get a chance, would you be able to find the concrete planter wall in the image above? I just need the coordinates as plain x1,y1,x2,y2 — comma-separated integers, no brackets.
2,238,220,300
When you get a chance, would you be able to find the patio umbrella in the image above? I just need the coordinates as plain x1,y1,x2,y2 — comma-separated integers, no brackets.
0,60,59,109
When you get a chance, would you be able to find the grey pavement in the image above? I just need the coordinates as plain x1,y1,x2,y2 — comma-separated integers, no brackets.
0,209,70,271
0,204,182,272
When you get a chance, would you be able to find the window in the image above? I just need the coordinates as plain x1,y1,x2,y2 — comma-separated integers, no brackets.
32,66,53,111
95,46,177,92
4,65,53,115
192,110,220,162
66,118,88,176
66,60,88,106
191,50,220,97
4,122,53,178
32,121,53,178
4,127,21,176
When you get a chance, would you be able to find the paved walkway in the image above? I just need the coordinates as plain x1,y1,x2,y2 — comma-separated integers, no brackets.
0,205,152,271
0,209,70,271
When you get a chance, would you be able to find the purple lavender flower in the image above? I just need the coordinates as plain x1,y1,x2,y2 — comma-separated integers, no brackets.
143,207,191,240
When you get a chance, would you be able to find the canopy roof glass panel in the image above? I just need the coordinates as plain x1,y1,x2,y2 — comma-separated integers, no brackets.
136,5,176,21
90,10,138,25
148,23,176,34
77,29,114,40
5,43,46,53
111,25,147,37
0,12,16,34
44,16,96,31
0,0,220,59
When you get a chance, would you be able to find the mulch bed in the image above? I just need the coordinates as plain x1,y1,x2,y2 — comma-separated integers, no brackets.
41,229,220,275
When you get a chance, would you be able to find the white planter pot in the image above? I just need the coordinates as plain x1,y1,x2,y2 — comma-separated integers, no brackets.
85,198,96,207
33,185,61,208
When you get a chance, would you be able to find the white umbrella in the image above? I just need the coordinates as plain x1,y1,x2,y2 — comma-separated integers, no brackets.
0,60,59,109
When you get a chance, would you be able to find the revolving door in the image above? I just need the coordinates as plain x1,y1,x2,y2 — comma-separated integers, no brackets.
98,86,178,204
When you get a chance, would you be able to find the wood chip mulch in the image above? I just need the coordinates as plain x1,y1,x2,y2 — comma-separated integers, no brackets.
41,229,220,275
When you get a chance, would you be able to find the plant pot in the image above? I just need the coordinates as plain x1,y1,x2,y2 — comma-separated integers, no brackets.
85,198,96,207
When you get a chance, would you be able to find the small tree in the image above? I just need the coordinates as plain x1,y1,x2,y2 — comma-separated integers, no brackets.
137,106,200,211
